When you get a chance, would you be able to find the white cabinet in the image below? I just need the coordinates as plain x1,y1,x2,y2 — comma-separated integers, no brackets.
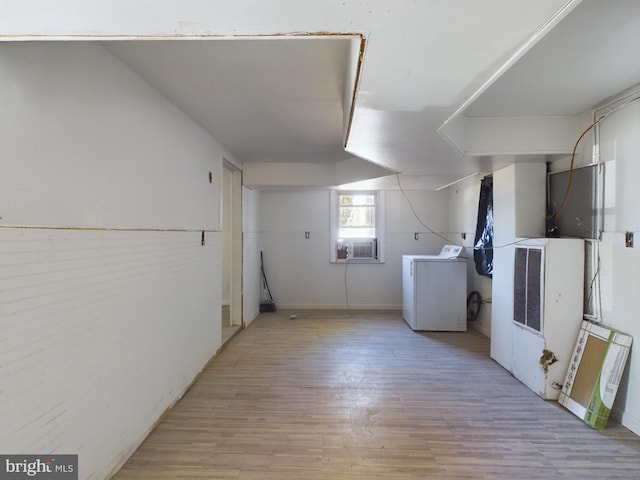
510,238,584,399
491,162,547,370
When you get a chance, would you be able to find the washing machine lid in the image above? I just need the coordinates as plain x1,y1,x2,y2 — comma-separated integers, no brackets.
404,245,465,261
438,244,464,258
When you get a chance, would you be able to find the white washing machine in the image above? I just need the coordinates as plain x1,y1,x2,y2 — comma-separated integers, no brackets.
402,245,467,331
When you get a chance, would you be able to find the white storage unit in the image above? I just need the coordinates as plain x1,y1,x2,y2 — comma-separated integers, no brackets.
402,245,467,331
509,238,585,399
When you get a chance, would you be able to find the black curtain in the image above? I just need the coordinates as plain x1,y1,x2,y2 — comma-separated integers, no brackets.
474,175,493,277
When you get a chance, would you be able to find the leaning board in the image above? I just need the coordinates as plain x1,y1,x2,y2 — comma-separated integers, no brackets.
559,320,633,429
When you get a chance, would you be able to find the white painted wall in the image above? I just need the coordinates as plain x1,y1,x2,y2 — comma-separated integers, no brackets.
242,186,262,326
588,98,640,435
447,174,493,337
259,188,449,309
222,167,233,305
482,95,640,435
0,42,229,479
491,163,546,371
0,42,222,231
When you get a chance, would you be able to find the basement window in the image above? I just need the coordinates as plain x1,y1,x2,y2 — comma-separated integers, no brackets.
330,191,385,263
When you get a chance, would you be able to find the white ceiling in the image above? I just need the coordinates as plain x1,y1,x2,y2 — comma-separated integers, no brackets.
3,0,639,189
465,0,640,118
107,37,359,164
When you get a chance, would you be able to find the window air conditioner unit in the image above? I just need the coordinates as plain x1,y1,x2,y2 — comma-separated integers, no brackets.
349,239,378,260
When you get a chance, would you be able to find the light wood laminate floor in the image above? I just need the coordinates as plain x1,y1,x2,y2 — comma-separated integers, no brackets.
113,310,640,479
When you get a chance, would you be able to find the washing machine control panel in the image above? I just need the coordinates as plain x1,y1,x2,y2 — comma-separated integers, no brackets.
440,245,464,258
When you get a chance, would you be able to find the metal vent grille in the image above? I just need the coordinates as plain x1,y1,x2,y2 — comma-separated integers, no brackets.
350,239,377,260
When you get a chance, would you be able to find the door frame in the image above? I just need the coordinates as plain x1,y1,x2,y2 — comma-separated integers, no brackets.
222,159,243,328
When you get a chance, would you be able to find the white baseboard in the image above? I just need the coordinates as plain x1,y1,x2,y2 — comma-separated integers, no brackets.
469,321,490,338
244,308,260,327
271,303,402,311
613,407,640,436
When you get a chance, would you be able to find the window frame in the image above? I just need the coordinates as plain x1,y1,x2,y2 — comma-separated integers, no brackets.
330,190,385,263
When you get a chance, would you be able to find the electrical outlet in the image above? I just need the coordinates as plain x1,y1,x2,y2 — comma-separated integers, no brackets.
625,231,634,248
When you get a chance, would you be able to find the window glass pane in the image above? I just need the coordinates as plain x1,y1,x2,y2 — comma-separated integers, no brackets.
353,195,374,206
339,206,375,227
339,194,374,206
